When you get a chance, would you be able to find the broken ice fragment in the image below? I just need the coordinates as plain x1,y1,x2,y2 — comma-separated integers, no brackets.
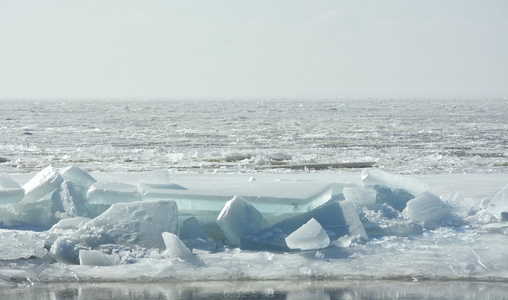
361,169,429,196
0,174,22,187
79,250,120,266
22,166,64,203
51,200,178,264
332,235,353,248
486,184,508,221
217,196,268,245
162,232,192,258
402,191,450,224
180,217,216,251
52,180,88,217
0,189,25,205
86,181,142,205
285,218,330,250
343,187,376,207
58,166,97,193
0,174,24,204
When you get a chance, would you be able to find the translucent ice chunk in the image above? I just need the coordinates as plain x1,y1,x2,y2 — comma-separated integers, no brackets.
242,199,367,251
138,169,172,188
139,180,336,224
402,191,451,224
58,166,97,193
86,181,142,205
0,174,20,189
51,180,88,217
162,232,192,258
217,196,268,245
13,200,54,229
285,218,330,250
79,250,120,266
0,187,25,205
343,187,376,207
180,217,216,251
51,200,178,264
21,166,64,203
486,184,508,221
361,169,429,196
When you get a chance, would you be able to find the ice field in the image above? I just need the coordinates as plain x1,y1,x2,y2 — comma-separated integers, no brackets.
0,99,508,298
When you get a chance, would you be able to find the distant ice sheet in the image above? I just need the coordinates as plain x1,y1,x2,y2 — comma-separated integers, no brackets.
1,99,507,174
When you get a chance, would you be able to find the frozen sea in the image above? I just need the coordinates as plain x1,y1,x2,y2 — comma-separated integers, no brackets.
0,98,508,299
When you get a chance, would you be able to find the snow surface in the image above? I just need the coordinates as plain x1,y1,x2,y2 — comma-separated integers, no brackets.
0,99,507,289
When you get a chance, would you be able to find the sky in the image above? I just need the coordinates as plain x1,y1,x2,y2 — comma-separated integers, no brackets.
0,0,507,100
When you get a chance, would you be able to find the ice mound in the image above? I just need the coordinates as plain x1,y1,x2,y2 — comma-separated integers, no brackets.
52,180,88,217
162,232,192,258
217,196,269,245
343,187,376,207
0,174,24,204
362,169,429,196
486,184,508,221
51,200,178,264
403,191,451,224
241,199,367,251
79,250,121,266
179,217,216,251
58,166,96,193
21,166,63,203
285,218,330,250
86,181,142,205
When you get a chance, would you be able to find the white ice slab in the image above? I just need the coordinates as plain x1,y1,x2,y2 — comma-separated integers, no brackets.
285,218,330,250
217,196,268,245
86,181,142,205
21,166,63,203
162,232,192,258
403,191,451,223
59,166,97,192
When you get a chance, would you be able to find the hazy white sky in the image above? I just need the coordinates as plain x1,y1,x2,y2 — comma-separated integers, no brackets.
1,1,507,100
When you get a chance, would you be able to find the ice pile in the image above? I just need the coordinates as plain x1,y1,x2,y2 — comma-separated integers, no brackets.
1,165,507,277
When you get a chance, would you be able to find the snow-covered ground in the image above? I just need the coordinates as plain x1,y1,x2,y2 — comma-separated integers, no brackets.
0,99,507,298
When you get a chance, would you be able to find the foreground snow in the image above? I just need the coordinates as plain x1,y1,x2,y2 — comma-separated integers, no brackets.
1,166,507,287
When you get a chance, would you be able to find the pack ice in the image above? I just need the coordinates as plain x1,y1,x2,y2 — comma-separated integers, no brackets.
1,165,506,279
